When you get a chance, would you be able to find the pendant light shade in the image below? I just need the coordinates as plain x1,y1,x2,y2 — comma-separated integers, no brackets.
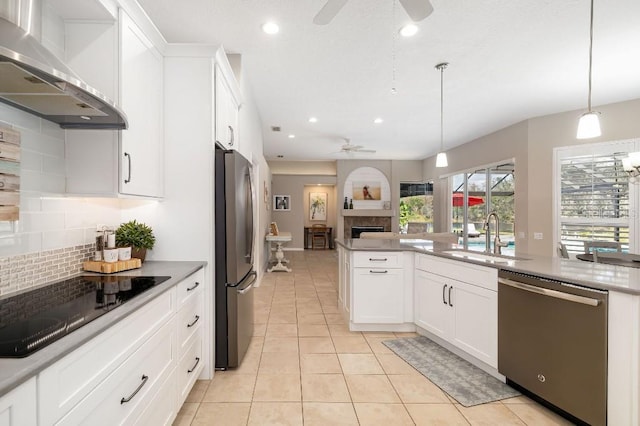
435,62,449,168
577,111,602,139
435,152,448,168
577,0,601,139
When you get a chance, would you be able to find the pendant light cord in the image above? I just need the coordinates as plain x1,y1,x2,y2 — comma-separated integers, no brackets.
587,0,594,112
440,65,444,151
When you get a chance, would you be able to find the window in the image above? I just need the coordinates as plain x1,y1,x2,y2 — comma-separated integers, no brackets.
556,140,639,254
399,182,433,233
449,162,515,254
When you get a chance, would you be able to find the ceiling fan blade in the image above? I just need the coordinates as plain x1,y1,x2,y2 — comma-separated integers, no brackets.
313,0,348,25
399,0,434,22
355,149,376,153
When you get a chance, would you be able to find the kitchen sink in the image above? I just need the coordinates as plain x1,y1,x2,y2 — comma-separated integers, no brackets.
442,250,529,264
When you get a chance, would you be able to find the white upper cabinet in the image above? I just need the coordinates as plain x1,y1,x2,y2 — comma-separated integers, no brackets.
64,6,164,198
214,50,241,150
118,10,164,197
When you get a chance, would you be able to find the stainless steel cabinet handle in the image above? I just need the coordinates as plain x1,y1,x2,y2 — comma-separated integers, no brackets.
369,258,387,262
120,375,148,404
369,270,388,274
187,315,200,328
228,125,234,146
186,282,200,292
124,152,132,184
498,278,601,306
188,357,200,373
448,286,453,307
442,284,447,305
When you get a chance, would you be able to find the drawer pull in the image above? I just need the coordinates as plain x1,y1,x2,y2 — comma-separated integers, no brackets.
120,375,148,404
188,357,201,373
369,270,388,274
369,258,387,262
187,315,200,328
186,282,200,292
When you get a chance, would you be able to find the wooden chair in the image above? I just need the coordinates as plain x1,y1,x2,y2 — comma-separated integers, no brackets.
584,241,621,254
311,224,328,249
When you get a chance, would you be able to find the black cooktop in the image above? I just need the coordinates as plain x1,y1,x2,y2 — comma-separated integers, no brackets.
0,275,171,358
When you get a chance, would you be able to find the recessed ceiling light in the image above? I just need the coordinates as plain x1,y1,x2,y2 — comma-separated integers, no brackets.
288,134,295,139
400,24,418,37
374,118,383,124
308,117,318,123
262,22,279,35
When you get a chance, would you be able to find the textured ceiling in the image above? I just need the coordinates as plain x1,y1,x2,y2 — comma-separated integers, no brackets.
138,0,640,161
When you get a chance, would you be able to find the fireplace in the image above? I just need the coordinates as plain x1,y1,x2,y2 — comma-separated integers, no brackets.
344,216,391,239
351,226,385,238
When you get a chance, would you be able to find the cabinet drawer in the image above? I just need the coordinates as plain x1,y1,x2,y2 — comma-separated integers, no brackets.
353,251,403,268
177,268,205,308
134,367,177,426
177,292,204,354
177,332,203,407
38,290,175,424
415,254,497,291
56,318,176,426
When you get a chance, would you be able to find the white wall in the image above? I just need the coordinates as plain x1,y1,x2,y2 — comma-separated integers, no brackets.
423,98,640,256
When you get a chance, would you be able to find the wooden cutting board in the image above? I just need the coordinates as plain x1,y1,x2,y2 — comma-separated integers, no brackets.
83,258,142,274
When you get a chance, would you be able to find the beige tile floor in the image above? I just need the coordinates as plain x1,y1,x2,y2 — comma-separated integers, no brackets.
174,250,574,425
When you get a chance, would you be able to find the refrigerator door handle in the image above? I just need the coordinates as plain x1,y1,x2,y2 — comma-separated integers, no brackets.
237,271,257,295
245,170,255,263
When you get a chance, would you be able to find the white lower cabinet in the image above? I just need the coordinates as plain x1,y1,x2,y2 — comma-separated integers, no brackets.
35,267,205,426
414,255,498,368
0,378,36,426
176,268,205,407
350,251,405,325
55,320,176,426
352,268,404,323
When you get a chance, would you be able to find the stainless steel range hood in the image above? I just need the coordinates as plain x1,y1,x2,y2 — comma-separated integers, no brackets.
0,1,127,129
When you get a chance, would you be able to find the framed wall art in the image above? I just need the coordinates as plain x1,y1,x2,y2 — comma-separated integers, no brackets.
273,195,291,211
309,192,327,221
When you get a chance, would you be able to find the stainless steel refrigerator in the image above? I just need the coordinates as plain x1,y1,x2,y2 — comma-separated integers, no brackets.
215,145,256,369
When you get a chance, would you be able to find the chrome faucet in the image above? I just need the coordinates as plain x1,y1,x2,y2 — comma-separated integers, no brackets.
484,212,508,254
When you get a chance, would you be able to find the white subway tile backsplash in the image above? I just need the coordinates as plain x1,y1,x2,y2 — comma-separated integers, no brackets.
20,150,43,172
41,230,67,250
0,233,42,257
43,155,66,175
2,106,125,260
19,170,42,193
41,174,66,193
0,105,42,132
64,228,85,247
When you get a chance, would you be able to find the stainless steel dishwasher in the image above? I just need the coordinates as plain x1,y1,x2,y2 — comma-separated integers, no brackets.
498,270,607,426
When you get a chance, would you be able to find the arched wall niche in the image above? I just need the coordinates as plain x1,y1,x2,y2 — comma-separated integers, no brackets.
342,166,390,210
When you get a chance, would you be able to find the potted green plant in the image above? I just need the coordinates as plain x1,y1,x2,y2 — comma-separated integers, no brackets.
115,220,156,262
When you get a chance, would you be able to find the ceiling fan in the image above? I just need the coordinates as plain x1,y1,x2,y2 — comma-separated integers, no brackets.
338,138,376,154
313,0,434,25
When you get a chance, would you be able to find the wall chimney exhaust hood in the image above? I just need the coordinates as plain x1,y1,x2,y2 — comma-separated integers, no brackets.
0,1,127,129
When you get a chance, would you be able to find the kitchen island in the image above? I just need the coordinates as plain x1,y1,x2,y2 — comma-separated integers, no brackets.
336,238,640,426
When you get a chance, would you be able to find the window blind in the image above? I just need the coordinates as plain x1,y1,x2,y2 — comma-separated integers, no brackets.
559,152,630,253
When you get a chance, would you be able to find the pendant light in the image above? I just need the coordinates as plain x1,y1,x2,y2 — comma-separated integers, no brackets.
576,0,601,139
435,62,449,168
